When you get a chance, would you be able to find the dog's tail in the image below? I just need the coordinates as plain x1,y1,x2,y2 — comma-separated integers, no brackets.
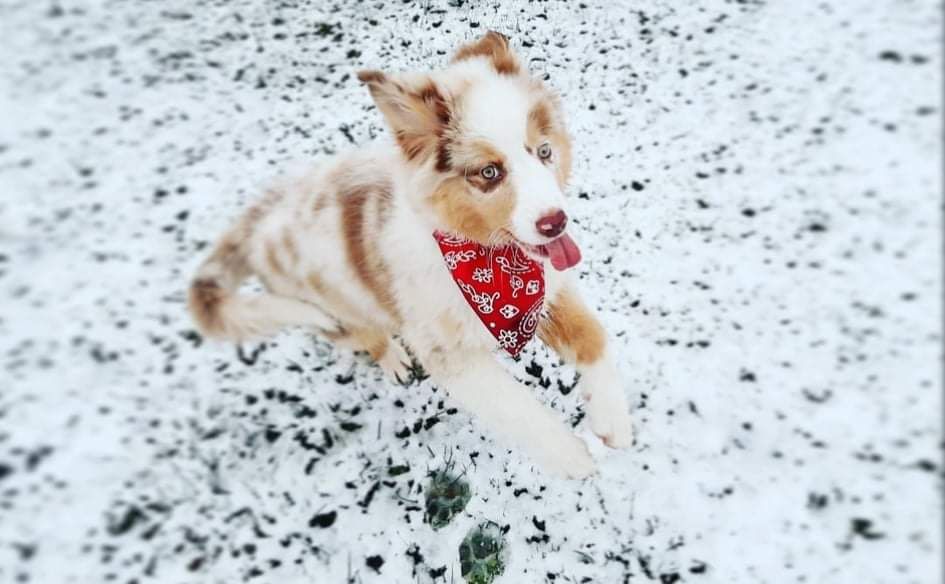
187,227,336,341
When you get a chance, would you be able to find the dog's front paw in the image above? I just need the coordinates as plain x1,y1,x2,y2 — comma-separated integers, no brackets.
585,391,635,449
534,432,597,479
379,341,413,385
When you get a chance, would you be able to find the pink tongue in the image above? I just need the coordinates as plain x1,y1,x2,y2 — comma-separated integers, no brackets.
545,233,582,271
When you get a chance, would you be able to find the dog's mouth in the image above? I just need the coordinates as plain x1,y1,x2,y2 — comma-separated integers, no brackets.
516,233,583,271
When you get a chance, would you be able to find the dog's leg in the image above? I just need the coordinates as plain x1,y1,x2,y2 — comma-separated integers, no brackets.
327,327,412,383
424,348,596,479
540,286,634,449
358,329,412,384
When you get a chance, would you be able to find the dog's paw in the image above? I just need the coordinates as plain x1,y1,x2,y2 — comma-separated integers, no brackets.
535,433,597,479
379,341,413,385
586,393,635,449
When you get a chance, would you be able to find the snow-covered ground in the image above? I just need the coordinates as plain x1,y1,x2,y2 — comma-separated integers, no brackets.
0,1,941,582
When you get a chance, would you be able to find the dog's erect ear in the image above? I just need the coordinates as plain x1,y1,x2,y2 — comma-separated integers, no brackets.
357,70,452,164
452,31,521,76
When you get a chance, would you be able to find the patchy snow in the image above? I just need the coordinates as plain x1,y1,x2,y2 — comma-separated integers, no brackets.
0,1,941,583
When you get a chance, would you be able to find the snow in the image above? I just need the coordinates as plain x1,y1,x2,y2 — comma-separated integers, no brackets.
0,1,941,583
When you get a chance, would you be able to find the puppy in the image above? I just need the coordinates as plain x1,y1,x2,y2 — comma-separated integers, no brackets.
188,32,634,478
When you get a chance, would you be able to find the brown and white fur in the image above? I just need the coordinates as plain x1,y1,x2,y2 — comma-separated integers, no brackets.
188,32,634,478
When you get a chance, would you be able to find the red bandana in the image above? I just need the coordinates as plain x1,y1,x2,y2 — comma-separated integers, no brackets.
433,231,544,357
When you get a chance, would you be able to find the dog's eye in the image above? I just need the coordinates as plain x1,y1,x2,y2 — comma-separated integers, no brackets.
537,143,553,160
480,164,500,180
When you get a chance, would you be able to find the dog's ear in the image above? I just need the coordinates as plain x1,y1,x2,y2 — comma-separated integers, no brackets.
452,31,521,76
357,70,452,164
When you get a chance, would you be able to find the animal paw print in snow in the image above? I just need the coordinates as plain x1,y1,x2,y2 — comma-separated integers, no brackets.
459,522,507,584
424,470,471,530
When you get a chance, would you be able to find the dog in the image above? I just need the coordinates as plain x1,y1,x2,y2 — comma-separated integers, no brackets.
188,32,634,478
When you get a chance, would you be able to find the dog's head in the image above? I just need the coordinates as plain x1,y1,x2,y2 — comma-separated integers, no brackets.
358,32,581,270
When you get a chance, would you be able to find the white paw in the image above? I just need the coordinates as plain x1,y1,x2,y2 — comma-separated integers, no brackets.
534,432,597,479
585,392,635,449
378,341,412,384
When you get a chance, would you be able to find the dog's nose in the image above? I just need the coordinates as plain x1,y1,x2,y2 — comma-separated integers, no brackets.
535,209,568,238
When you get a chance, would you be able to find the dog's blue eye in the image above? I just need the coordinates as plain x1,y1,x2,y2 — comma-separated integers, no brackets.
537,143,552,160
480,164,499,180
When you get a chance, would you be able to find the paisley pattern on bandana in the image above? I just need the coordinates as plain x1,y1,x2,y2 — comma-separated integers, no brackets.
433,231,545,357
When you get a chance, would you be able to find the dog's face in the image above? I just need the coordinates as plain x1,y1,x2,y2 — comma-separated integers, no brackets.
359,32,582,270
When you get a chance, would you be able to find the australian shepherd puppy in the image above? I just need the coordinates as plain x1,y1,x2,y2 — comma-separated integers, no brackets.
188,32,634,478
